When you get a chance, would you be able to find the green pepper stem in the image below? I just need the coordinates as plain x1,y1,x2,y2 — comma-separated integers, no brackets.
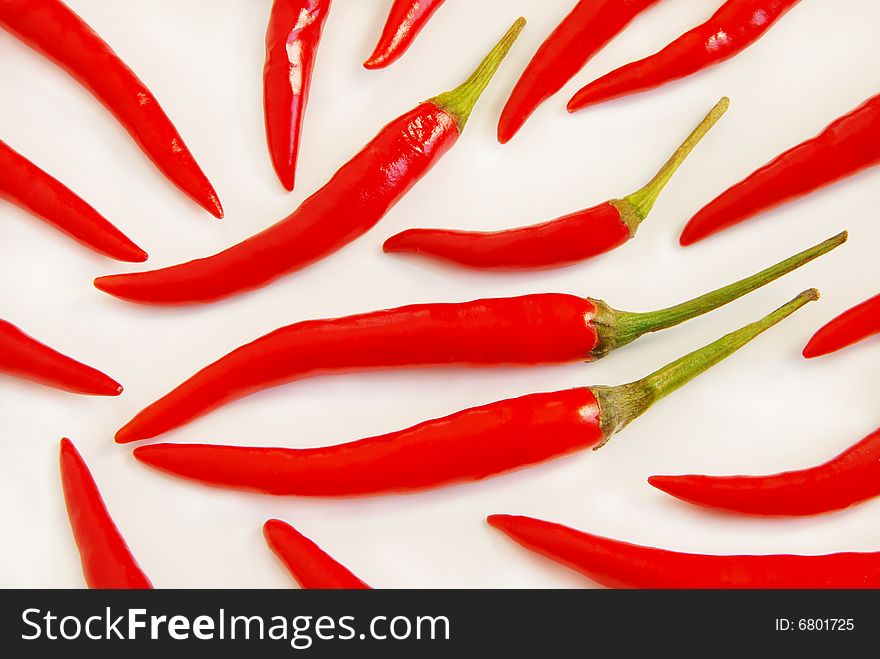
615,97,729,233
592,289,819,445
592,231,846,355
430,17,526,132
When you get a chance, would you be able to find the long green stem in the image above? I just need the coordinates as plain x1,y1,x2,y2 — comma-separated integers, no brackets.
430,17,526,132
614,97,729,234
592,289,819,445
592,231,846,356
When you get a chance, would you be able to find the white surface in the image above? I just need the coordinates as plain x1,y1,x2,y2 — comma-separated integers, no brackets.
1,0,879,589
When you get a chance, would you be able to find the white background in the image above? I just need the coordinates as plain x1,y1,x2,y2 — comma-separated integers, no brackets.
1,0,878,588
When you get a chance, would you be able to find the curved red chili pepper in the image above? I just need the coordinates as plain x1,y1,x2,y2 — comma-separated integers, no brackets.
385,98,728,270
650,426,880,516
115,235,840,443
0,319,121,396
94,18,525,305
364,0,446,70
264,519,371,589
681,94,880,245
488,514,880,589
60,439,152,589
133,291,817,495
497,0,661,144
0,139,146,262
263,0,332,191
136,389,603,495
0,0,223,218
803,293,880,358
567,0,800,112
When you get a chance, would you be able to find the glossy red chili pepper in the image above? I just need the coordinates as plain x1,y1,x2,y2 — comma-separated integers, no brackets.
0,319,121,396
803,293,880,358
0,0,223,218
364,0,446,70
681,94,880,245
384,98,728,270
264,519,371,589
60,438,152,589
497,0,661,144
115,234,840,443
94,18,525,305
567,0,800,112
650,426,880,516
133,290,817,496
263,0,332,191
0,139,146,262
488,514,880,589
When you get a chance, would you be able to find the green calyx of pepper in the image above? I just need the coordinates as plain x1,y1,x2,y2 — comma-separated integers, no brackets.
589,231,845,358
613,97,730,235
431,17,526,132
591,288,819,447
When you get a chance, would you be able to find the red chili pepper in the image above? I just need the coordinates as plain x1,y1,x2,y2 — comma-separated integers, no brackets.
803,292,880,359
60,438,152,589
0,319,122,396
650,426,880,516
133,290,817,496
0,0,223,218
0,139,146,262
363,0,446,70
264,519,370,589
115,234,840,443
94,18,525,305
497,0,661,144
384,98,728,270
488,514,880,589
263,0,332,191
567,0,800,112
681,94,880,245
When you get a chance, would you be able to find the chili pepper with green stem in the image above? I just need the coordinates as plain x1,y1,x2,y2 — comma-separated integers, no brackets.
488,514,880,588
650,425,880,516
0,319,122,396
681,94,880,245
263,0,332,191
497,0,662,144
384,98,728,270
0,139,146,262
133,290,818,496
0,0,223,218
264,519,370,589
803,292,880,358
60,439,152,589
115,233,841,443
94,18,525,305
567,0,801,112
364,0,446,70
